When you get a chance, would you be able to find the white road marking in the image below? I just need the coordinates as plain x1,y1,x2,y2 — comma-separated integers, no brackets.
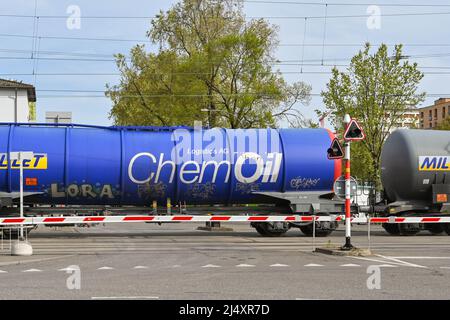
58,267,77,271
439,266,450,269
375,255,428,269
171,265,181,268
351,256,420,268
304,263,323,267
133,266,148,269
236,264,255,267
352,256,404,266
97,266,114,270
22,269,41,272
270,263,289,267
377,264,397,268
201,264,221,268
391,257,450,260
91,296,159,300
0,270,7,273
340,264,360,267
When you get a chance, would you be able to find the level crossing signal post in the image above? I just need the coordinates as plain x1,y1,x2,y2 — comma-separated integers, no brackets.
327,114,365,251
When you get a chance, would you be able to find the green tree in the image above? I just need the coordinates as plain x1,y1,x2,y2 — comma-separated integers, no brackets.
320,43,425,187
106,0,310,128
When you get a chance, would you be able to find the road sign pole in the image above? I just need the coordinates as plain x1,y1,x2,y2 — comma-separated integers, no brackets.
342,114,353,250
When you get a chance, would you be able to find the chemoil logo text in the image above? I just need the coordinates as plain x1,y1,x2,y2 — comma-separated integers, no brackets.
0,153,47,170
419,156,450,171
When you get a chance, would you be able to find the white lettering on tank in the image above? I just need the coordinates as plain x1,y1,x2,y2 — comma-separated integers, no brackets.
198,160,231,183
180,161,200,184
261,153,274,183
155,153,176,183
270,153,282,183
128,152,156,184
234,152,264,184
127,152,283,185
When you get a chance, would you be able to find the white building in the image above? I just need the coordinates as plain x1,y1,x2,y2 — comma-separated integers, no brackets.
0,79,36,122
385,106,420,134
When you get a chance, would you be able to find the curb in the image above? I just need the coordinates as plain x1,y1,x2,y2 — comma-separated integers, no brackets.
315,247,372,257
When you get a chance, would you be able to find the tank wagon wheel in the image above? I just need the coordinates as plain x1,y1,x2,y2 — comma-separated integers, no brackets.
381,223,400,235
398,223,421,236
251,222,289,237
298,221,338,237
442,224,450,236
425,223,444,235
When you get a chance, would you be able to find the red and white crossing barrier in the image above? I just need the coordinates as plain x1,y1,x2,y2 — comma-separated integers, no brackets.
0,215,330,226
1,214,450,226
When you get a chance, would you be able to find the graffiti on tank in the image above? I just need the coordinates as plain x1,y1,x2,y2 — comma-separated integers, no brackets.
235,182,261,194
187,182,216,200
50,183,116,199
290,177,321,190
137,182,167,200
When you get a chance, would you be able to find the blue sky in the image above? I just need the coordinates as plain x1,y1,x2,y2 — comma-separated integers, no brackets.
1,0,450,127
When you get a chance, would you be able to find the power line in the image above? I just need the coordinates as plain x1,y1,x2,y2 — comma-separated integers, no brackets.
0,33,152,43
1,11,450,20
33,92,448,99
242,1,450,7
3,33,450,49
2,69,449,77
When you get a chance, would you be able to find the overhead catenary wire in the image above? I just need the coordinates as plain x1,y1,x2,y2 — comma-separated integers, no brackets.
1,11,450,20
3,32,450,49
32,92,449,99
242,1,450,7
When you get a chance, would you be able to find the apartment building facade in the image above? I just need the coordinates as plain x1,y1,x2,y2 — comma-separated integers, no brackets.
419,98,450,129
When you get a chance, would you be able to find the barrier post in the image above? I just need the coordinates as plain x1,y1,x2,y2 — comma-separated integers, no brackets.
19,154,24,240
367,215,371,251
342,114,353,250
312,215,316,252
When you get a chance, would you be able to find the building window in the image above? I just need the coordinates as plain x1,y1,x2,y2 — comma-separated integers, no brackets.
435,108,438,118
443,107,446,118
430,122,433,128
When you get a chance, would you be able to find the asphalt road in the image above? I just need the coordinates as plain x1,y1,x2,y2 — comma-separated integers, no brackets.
1,222,450,299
